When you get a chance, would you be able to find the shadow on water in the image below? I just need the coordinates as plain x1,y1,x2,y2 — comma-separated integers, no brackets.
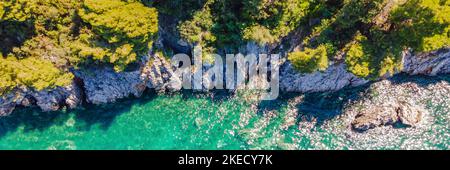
0,108,70,137
298,74,449,126
254,83,369,127
0,89,236,139
256,74,449,127
72,91,158,131
389,73,450,87
0,90,158,138
0,74,448,138
295,85,368,126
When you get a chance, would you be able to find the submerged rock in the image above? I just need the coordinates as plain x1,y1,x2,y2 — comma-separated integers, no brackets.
396,101,425,126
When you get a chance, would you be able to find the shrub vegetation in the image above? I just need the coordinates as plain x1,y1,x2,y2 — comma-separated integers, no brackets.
1,0,449,93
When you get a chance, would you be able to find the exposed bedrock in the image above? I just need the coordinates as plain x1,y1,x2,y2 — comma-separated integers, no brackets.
280,62,368,93
0,81,82,116
0,40,449,117
351,101,426,132
346,79,449,132
280,48,450,93
73,67,144,105
74,53,181,105
402,48,450,76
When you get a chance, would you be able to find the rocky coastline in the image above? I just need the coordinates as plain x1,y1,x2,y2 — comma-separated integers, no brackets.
1,26,449,133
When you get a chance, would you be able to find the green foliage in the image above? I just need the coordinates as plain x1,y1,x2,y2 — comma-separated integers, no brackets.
0,56,74,94
243,25,276,45
154,0,206,19
242,0,310,45
0,0,81,92
306,0,386,50
301,0,449,78
288,44,329,73
344,35,372,78
1,0,158,72
0,0,158,92
1,0,450,94
0,2,4,19
176,0,310,51
178,4,215,45
79,0,158,71
389,0,450,52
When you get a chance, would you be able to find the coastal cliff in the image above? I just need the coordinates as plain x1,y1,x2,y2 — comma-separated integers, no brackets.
1,43,449,133
1,2,450,133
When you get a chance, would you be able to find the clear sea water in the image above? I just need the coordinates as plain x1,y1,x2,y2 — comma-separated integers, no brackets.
0,77,448,150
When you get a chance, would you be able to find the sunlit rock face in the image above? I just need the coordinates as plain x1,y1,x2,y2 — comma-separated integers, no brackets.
402,48,450,76
74,53,181,105
280,62,368,93
280,48,450,93
73,67,143,105
351,101,426,132
142,53,182,92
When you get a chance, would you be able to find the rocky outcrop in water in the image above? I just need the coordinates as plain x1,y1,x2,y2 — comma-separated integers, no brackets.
346,78,450,132
1,21,449,117
351,100,426,132
1,47,449,115
0,51,181,114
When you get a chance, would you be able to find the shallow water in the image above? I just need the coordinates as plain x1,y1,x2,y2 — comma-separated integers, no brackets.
0,80,448,150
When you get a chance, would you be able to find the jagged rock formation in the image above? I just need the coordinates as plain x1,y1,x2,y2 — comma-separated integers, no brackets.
346,79,450,132
280,48,450,93
0,51,182,114
280,63,368,93
74,54,181,105
0,81,82,116
1,17,449,120
141,53,182,92
73,67,144,105
351,101,426,132
1,46,449,116
402,48,450,76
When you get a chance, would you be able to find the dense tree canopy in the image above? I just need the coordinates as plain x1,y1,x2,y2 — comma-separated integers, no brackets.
0,0,158,93
174,0,310,51
170,0,449,77
1,0,449,93
77,0,158,71
302,0,450,77
0,54,74,94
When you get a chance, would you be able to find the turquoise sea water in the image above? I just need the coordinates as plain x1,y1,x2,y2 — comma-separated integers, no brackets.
0,78,449,150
